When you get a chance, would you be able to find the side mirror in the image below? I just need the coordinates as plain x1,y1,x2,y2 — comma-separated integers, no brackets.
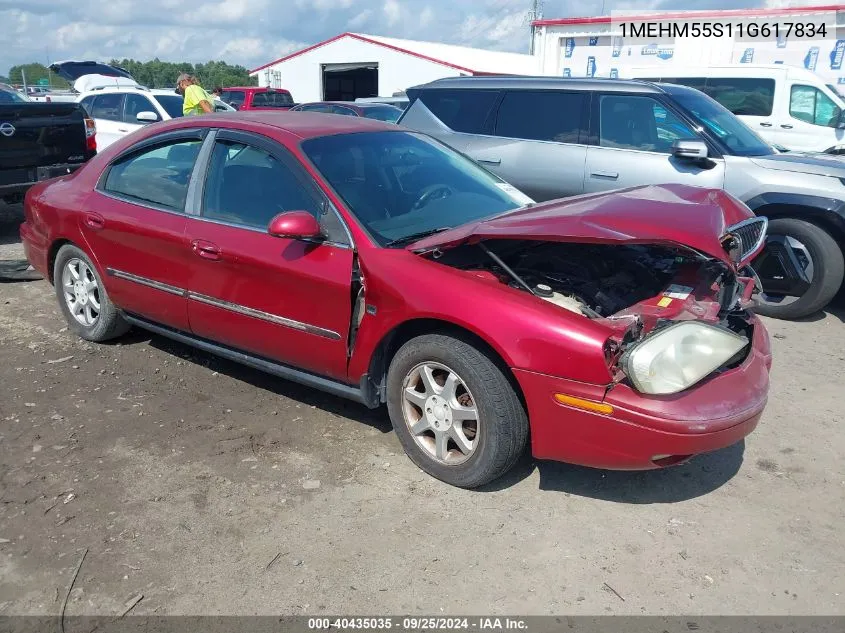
136,111,159,123
268,211,323,241
836,110,845,129
672,139,709,161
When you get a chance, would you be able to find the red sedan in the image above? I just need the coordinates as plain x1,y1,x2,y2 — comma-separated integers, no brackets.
20,112,772,488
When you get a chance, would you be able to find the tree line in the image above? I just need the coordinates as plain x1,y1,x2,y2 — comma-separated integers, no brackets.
3,59,256,90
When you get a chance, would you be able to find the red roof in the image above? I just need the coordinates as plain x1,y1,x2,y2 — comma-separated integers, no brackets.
251,32,481,75
532,4,845,27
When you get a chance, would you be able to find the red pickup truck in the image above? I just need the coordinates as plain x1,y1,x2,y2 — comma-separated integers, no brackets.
218,87,295,111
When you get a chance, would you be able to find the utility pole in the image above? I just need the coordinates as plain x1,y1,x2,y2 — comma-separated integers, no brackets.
528,0,544,55
21,68,28,94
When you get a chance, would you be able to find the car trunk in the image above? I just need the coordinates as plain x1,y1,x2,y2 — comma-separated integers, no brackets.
0,103,90,184
49,61,138,93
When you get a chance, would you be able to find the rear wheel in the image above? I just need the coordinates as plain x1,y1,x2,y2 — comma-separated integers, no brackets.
386,333,528,489
751,218,844,320
53,244,129,342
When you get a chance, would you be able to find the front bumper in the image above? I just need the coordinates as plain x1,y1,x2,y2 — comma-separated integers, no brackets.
515,316,772,470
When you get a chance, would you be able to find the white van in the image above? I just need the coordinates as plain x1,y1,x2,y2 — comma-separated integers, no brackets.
620,65,845,154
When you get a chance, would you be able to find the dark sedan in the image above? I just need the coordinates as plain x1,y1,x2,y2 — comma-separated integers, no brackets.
290,101,403,123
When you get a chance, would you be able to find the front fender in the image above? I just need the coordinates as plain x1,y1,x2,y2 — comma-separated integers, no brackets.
347,248,615,387
745,192,845,242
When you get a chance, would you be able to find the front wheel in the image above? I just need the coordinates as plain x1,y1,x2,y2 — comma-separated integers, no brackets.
751,218,844,320
386,334,528,489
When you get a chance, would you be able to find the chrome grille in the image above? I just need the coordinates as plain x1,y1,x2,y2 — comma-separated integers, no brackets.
723,217,768,263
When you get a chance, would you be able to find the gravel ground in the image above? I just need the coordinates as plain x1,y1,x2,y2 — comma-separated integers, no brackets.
0,201,843,616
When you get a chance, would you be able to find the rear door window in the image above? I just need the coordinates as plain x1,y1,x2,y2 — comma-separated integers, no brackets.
417,89,499,134
251,91,294,107
221,90,246,109
494,90,586,144
91,93,125,121
103,139,203,211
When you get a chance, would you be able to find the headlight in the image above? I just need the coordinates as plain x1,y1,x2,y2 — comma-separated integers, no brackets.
622,321,749,395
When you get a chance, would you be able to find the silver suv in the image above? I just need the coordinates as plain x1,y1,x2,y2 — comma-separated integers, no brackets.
399,76,845,320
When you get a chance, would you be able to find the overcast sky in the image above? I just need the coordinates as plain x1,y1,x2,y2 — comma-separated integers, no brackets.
0,0,823,75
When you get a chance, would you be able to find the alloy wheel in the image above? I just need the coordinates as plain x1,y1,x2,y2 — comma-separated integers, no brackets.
401,361,479,465
61,257,101,327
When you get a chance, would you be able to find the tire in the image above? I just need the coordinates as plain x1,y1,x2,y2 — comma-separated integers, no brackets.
752,218,844,320
53,244,129,342
386,333,528,489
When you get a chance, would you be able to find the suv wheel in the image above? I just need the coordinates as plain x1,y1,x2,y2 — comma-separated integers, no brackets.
386,334,528,489
752,218,844,320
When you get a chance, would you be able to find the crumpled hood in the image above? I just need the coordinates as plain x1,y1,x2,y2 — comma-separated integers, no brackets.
408,184,755,267
749,151,845,178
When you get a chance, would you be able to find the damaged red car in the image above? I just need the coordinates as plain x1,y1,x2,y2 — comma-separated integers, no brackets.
20,112,772,488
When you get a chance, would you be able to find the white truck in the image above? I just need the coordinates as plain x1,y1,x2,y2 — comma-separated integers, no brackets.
618,65,845,155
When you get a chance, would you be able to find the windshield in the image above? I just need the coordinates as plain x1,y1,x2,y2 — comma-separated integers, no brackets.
361,105,403,123
301,131,530,246
667,86,774,156
153,95,185,118
0,89,28,104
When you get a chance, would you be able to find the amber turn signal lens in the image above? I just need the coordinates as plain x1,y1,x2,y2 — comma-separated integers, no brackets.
554,393,614,415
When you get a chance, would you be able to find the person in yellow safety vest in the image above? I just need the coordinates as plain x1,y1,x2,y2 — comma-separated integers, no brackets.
176,73,213,116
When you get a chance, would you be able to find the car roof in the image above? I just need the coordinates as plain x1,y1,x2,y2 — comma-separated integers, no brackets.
354,102,402,109
297,101,401,110
298,101,361,107
77,85,150,96
147,110,398,139
409,75,666,94
224,86,289,92
628,64,792,73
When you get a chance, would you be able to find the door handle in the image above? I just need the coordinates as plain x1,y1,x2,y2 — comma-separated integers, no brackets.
477,158,501,165
759,122,773,127
590,170,619,179
191,239,221,261
84,213,105,230
781,124,793,129
117,127,129,133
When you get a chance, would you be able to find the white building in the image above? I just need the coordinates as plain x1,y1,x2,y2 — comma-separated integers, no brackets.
531,4,845,85
250,32,538,103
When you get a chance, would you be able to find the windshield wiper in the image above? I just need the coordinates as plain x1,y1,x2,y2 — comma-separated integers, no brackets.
384,227,452,248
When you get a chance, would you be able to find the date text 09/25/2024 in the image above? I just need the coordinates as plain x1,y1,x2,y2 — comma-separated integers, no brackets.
307,618,528,631
618,21,828,41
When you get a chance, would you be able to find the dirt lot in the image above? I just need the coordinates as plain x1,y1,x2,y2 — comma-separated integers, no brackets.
0,201,843,616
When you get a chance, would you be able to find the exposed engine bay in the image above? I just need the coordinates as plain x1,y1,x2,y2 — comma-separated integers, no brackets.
431,239,729,318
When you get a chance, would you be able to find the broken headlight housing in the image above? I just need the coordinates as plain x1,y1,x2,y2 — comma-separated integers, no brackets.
622,321,749,395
